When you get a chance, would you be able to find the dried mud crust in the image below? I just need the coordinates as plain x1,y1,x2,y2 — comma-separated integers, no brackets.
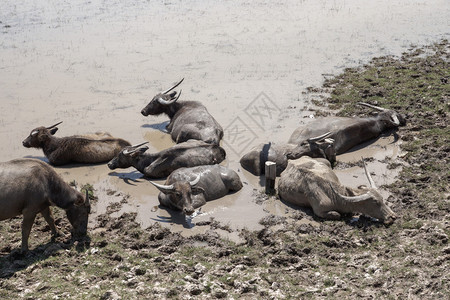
1,41,449,299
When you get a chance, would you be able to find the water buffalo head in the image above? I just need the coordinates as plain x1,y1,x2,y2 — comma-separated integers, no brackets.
358,102,407,128
66,189,91,239
22,121,62,148
141,78,184,116
107,142,149,170
150,175,204,215
240,132,335,176
332,158,397,224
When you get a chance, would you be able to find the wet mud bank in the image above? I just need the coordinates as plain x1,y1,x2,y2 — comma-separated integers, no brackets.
1,41,448,299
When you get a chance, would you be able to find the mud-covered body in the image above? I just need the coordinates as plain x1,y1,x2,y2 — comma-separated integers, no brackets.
22,123,131,165
108,140,226,178
141,79,223,144
150,165,242,215
240,133,335,176
288,107,406,154
0,159,90,252
278,156,396,223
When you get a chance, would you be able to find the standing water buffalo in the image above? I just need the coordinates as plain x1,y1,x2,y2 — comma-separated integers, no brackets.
22,122,131,165
288,102,406,154
0,159,91,252
278,156,396,224
141,79,224,145
149,165,243,215
107,139,226,178
240,132,335,176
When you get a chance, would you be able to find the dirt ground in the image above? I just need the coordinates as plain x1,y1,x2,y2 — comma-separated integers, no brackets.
1,41,448,299
1,1,449,299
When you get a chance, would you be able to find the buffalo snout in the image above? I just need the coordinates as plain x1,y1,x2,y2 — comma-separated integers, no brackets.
22,140,31,148
107,161,117,170
141,109,149,116
183,207,196,216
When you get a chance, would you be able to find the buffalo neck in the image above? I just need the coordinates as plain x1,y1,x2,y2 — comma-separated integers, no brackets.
165,101,200,119
41,135,62,157
133,153,157,173
47,171,76,209
165,101,184,119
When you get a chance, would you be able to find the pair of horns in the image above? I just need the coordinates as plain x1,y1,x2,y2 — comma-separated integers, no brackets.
122,141,149,155
46,121,63,129
157,78,184,105
149,174,201,193
358,102,400,126
335,157,377,202
307,131,333,143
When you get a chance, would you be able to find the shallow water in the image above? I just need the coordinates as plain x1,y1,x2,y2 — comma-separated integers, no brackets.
0,0,448,236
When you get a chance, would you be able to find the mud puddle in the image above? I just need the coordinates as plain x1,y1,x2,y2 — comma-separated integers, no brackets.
1,0,448,233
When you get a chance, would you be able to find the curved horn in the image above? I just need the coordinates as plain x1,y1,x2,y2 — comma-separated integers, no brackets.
149,181,175,193
329,183,373,202
46,121,63,129
307,131,333,143
361,157,377,189
157,90,182,105
357,102,386,111
338,191,373,202
131,141,149,148
189,174,201,186
123,147,137,155
161,78,184,94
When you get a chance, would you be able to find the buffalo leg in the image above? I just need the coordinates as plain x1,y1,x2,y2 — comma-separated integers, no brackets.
21,211,37,253
41,207,61,241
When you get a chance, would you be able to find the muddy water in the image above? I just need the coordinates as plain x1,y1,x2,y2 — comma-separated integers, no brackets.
1,0,448,236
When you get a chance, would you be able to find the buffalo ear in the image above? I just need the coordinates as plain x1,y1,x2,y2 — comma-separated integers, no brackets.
50,128,59,135
130,146,148,158
191,187,205,195
168,91,177,98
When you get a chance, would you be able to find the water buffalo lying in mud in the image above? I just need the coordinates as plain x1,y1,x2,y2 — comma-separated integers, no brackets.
288,102,406,154
240,132,335,176
107,140,226,178
149,165,243,215
0,159,91,253
22,122,131,165
278,156,396,224
141,78,224,145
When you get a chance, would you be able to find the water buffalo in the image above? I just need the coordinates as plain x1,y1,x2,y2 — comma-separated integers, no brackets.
240,132,335,176
141,78,224,145
22,122,131,165
0,159,91,253
278,156,396,224
107,140,226,178
149,165,243,215
288,102,406,154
